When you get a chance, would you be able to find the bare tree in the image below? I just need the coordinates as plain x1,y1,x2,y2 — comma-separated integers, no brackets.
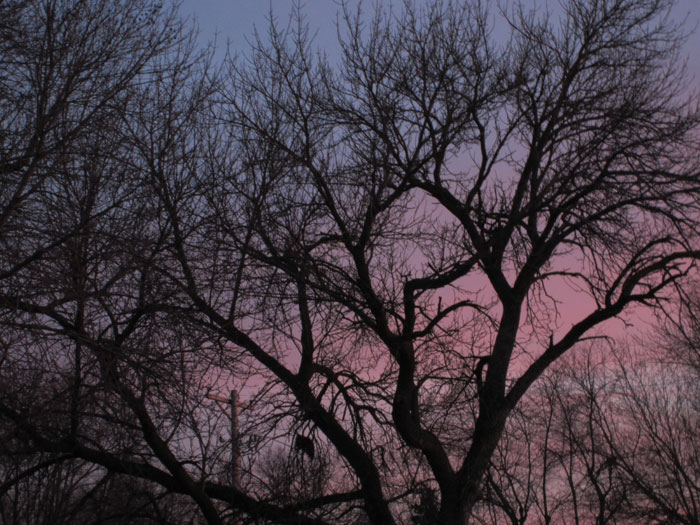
1,2,354,523
593,316,700,525
489,334,700,525
177,0,698,522
2,0,700,524
0,1,231,523
0,0,184,277
544,349,629,525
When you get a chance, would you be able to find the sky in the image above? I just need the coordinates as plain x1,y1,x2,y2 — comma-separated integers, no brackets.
179,0,700,78
176,0,700,341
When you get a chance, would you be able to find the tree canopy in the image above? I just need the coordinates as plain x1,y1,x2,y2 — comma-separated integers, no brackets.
1,0,699,524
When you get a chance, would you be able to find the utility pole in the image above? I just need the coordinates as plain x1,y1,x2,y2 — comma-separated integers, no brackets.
206,390,248,490
206,388,248,523
229,389,241,490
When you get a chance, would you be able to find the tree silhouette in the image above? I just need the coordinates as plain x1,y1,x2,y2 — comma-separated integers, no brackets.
1,0,700,524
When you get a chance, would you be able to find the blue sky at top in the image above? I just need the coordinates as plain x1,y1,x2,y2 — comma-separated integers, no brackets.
179,0,700,78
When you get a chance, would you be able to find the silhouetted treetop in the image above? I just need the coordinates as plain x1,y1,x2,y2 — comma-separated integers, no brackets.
1,1,699,524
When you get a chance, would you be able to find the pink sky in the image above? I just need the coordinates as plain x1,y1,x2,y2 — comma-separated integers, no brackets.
178,0,699,355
